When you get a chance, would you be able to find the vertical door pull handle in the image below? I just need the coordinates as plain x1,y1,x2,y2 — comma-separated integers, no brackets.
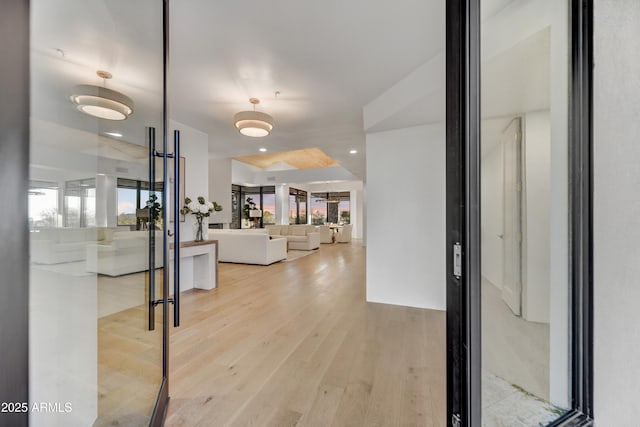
173,130,181,327
147,127,156,331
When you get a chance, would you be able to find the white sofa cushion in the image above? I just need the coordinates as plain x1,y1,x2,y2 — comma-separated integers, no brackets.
85,231,163,276
290,226,307,236
264,224,320,250
268,225,281,236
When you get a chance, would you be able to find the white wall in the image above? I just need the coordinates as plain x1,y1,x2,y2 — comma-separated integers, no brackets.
593,0,640,423
366,124,445,311
95,174,117,228
171,120,209,241
522,111,550,323
208,158,232,225
351,189,364,240
231,159,261,186
275,184,289,225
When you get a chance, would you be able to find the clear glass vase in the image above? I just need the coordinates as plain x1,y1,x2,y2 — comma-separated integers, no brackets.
194,218,204,242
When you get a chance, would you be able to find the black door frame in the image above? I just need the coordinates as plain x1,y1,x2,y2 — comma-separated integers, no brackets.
445,0,594,425
150,0,171,425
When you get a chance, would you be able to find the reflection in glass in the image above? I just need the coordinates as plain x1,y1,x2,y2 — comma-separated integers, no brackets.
29,0,165,425
480,0,570,425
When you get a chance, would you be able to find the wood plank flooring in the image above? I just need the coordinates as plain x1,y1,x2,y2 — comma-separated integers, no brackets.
165,242,446,427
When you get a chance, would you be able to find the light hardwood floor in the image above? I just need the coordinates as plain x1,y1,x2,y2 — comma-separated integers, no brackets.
165,242,446,427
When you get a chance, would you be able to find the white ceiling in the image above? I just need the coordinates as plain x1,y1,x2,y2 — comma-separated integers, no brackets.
30,0,445,181
34,0,541,182
169,0,445,179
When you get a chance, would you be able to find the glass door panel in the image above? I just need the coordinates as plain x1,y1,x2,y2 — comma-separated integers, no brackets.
29,1,166,425
480,0,570,424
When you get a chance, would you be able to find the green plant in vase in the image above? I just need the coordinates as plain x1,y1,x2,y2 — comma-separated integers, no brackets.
180,196,222,241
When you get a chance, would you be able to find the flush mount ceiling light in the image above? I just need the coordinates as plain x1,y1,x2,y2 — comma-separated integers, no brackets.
233,98,273,137
70,70,134,121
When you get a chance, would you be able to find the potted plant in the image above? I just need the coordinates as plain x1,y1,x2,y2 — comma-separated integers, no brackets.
145,194,162,228
180,196,222,241
243,197,263,228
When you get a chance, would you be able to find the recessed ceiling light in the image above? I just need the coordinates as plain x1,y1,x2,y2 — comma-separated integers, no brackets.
259,148,267,152
349,149,358,154
104,132,123,138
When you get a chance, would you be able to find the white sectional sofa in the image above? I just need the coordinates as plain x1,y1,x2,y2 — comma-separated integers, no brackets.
208,230,287,265
265,225,321,251
30,227,112,264
86,231,164,276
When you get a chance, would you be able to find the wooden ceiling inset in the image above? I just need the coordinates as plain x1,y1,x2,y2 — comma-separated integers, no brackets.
234,148,339,170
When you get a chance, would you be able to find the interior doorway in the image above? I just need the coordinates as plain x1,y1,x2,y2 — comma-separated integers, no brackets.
501,117,523,316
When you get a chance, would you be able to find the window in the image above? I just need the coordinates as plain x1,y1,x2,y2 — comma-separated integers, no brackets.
117,178,163,228
242,188,260,228
311,192,350,224
64,178,96,227
310,195,327,225
261,189,276,225
338,199,350,224
289,188,307,224
28,181,59,229
231,185,276,228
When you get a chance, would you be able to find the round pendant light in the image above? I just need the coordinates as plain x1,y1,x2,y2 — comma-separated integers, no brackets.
70,71,134,121
233,98,274,137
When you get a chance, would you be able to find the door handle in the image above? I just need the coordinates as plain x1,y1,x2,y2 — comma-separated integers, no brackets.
173,130,181,327
148,127,156,331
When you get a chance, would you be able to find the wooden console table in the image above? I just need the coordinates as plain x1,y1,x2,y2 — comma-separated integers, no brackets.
169,239,218,292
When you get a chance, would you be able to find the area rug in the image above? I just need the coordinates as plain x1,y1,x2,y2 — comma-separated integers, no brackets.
284,249,319,262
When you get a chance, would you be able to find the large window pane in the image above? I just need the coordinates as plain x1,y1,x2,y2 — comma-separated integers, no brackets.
29,186,60,229
117,180,163,229
289,188,307,224
338,200,350,224
310,194,327,225
298,194,307,224
262,193,276,225
117,188,138,226
242,189,260,228
288,194,297,225
310,191,350,224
